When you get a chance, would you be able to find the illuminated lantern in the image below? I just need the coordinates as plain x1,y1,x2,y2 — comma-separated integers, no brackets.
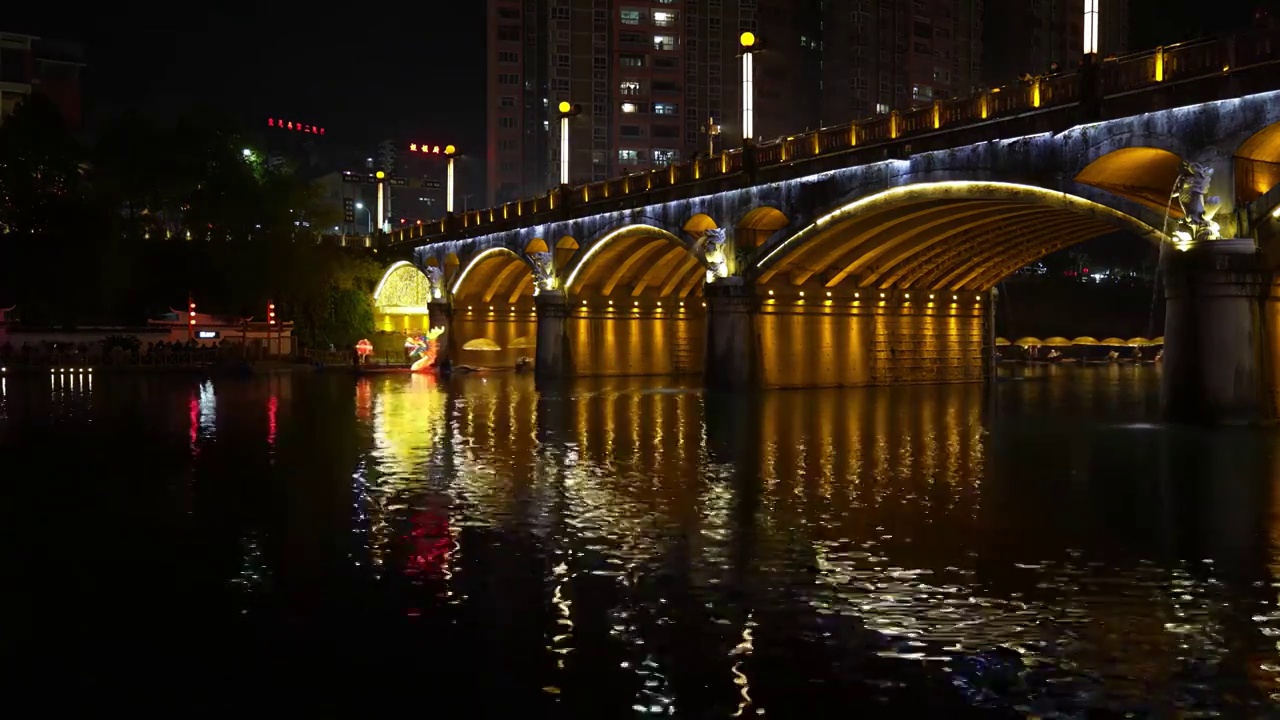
267,302,277,326
188,300,197,326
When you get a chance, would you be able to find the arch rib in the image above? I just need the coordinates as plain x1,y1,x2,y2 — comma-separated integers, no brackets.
865,206,1052,288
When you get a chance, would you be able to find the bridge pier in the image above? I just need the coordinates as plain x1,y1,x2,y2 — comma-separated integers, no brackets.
704,280,759,392
534,291,572,382
1160,239,1269,425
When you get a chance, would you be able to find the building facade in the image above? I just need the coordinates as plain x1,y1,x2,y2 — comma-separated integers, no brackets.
486,1,993,204
0,32,84,129
983,0,1130,86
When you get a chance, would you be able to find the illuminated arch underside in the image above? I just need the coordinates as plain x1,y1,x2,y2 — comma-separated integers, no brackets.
568,226,707,299
1073,147,1186,216
452,248,536,305
1235,122,1280,203
759,185,1162,293
374,261,432,314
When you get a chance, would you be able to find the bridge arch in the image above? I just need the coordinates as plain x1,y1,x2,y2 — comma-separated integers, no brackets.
562,222,708,299
1073,147,1187,216
451,247,537,306
374,261,432,313
1235,121,1280,204
683,213,718,237
735,206,791,248
754,181,1164,294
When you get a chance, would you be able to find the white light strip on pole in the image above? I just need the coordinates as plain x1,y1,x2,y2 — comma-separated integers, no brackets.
741,52,754,142
560,116,570,185
446,157,455,213
1083,0,1099,56
376,181,384,233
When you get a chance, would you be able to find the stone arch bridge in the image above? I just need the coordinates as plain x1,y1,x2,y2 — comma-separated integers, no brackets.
373,35,1280,423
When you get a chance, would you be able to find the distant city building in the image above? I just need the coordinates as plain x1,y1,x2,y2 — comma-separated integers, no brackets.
0,31,84,129
983,0,1130,86
484,1,986,205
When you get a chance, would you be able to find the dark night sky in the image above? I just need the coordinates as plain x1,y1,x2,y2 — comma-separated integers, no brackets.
8,2,487,164
6,0,1270,157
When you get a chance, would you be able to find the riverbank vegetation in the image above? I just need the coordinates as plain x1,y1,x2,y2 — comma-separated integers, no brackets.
0,95,378,351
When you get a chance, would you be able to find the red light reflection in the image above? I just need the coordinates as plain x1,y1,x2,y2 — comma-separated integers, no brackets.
267,395,278,446
404,509,451,579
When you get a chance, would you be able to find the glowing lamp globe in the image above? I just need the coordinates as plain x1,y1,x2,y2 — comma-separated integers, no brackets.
739,31,756,48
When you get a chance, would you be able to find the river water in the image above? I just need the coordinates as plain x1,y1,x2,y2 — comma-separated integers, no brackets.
2,365,1279,715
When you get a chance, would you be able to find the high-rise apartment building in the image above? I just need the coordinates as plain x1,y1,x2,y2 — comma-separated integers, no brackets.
485,1,987,204
0,32,84,129
983,0,1129,86
821,1,983,124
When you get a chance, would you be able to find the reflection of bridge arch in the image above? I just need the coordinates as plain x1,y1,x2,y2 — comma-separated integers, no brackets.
451,247,537,305
754,181,1164,293
562,223,708,299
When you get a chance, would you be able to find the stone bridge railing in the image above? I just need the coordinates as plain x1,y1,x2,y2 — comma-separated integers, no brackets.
386,27,1280,248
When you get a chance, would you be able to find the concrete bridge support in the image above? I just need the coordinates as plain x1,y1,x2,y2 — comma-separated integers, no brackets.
534,291,572,382
1160,239,1270,425
704,280,759,392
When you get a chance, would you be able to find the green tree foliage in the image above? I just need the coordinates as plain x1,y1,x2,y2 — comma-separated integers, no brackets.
0,100,375,348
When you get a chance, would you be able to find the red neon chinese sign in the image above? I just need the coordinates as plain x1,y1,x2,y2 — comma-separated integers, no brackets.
268,118,325,135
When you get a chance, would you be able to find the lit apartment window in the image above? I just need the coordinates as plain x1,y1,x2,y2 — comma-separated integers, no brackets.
620,8,643,25
653,102,678,115
652,148,679,164
621,102,638,113
653,35,676,51
620,54,646,67
875,102,889,115
619,149,640,162
653,11,678,27
620,80,642,96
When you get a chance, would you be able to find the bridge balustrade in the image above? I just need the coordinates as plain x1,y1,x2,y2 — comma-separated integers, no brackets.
384,27,1280,247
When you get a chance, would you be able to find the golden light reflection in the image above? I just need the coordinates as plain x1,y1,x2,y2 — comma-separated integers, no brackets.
338,367,1271,709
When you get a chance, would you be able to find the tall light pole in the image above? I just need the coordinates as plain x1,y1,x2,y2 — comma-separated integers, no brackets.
739,32,759,145
557,101,581,185
1083,0,1100,57
355,202,372,234
444,144,457,213
374,170,386,233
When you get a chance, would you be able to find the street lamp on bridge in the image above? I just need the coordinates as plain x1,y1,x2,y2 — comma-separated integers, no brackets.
558,101,582,185
739,31,761,145
1083,0,1100,57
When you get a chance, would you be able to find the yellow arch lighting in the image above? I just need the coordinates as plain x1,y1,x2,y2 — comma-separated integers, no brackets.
740,31,756,48
373,260,415,302
755,180,1166,271
563,224,686,293
450,247,524,297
